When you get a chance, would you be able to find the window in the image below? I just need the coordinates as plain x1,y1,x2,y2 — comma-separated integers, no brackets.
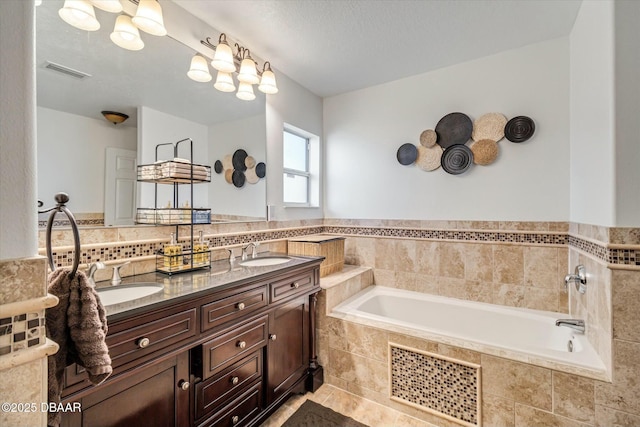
283,129,310,204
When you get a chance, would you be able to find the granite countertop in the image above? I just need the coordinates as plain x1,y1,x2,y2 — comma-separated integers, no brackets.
95,253,322,321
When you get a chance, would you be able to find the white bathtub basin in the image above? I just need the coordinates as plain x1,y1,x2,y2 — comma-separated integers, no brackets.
239,257,291,267
97,283,164,306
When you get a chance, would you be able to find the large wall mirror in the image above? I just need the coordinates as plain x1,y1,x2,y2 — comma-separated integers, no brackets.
36,1,267,228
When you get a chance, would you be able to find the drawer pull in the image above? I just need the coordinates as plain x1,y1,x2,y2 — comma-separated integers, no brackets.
178,380,190,391
237,340,246,349
231,376,239,385
292,282,300,289
269,334,277,341
236,302,245,311
231,415,240,425
137,337,150,348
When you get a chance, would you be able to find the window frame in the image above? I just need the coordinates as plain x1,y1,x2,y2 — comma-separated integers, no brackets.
283,128,311,206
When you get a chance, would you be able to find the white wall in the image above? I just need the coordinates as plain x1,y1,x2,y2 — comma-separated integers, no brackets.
265,72,324,220
209,114,266,218
324,38,570,221
0,0,37,259
613,0,640,227
37,107,137,214
138,106,209,210
569,0,616,227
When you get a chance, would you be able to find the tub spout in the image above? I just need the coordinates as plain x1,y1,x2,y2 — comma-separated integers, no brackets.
555,318,585,333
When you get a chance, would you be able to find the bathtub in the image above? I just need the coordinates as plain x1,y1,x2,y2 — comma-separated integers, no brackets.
331,286,607,379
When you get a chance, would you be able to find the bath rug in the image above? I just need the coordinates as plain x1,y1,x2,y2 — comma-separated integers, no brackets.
282,400,369,427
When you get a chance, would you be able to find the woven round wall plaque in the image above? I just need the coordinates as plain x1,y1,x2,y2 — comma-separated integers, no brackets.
245,166,259,184
232,149,248,171
416,145,443,171
222,154,233,170
472,112,507,142
441,144,473,175
396,143,418,165
505,116,535,143
245,155,256,169
232,170,246,188
419,129,438,147
224,169,233,184
470,139,499,165
435,112,473,148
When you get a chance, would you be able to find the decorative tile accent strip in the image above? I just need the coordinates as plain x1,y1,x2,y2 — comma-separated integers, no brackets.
0,312,45,356
569,235,640,267
389,343,480,427
38,218,104,228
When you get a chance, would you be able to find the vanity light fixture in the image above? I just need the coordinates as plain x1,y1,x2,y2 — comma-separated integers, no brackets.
101,111,129,125
58,0,101,31
201,33,279,99
90,0,123,13
187,54,212,82
110,15,144,50
132,0,167,37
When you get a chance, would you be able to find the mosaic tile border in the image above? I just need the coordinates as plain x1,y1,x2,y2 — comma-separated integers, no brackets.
0,312,45,356
389,343,480,427
569,235,640,267
38,218,104,228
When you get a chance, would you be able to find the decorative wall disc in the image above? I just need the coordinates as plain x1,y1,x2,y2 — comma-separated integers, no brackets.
397,143,418,165
245,155,256,169
214,160,223,174
470,139,499,165
232,170,245,188
472,112,507,142
245,166,259,184
416,145,443,171
232,149,248,171
504,116,535,143
441,144,473,175
419,129,438,148
222,154,233,170
435,112,473,148
255,162,266,178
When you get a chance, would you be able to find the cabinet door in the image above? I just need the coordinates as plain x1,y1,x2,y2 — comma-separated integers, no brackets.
61,352,190,427
266,295,309,405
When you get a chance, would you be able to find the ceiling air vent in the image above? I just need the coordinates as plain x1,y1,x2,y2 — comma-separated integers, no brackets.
44,61,92,79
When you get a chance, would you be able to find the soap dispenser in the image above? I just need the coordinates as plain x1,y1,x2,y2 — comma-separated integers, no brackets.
194,230,209,266
164,232,183,269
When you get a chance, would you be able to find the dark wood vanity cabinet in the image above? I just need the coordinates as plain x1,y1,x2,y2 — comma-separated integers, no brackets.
60,261,322,427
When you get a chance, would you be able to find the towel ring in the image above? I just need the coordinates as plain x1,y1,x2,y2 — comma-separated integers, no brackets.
38,193,81,278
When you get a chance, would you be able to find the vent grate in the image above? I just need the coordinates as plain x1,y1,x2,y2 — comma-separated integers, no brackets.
44,61,92,79
389,343,481,427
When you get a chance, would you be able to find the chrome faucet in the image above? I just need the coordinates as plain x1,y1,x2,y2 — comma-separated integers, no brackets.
555,319,585,333
226,248,236,264
87,261,105,284
111,261,130,286
242,243,258,260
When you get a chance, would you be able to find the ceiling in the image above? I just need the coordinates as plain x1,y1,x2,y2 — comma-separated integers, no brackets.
174,0,582,97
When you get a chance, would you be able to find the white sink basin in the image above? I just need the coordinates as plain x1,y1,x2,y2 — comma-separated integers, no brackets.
97,283,164,306
239,257,292,267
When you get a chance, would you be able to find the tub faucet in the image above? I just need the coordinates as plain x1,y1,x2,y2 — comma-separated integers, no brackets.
111,261,130,286
555,318,585,333
242,242,258,260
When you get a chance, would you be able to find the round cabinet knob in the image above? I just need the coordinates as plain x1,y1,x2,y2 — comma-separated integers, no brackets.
231,376,239,385
269,334,277,341
137,337,150,348
237,341,246,349
292,282,300,289
236,302,245,311
231,415,240,425
178,380,190,391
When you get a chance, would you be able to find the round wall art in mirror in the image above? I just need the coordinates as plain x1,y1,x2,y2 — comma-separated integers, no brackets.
441,144,473,175
214,160,223,174
435,112,473,148
504,116,535,143
396,143,418,165
255,162,266,178
215,150,265,188
232,149,248,171
232,170,246,188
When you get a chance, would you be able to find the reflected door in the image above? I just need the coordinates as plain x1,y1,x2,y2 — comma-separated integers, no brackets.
104,148,137,226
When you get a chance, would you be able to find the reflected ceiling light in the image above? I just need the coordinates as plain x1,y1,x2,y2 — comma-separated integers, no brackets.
210,34,235,73
90,0,123,13
35,0,43,6
132,0,167,36
236,82,256,101
110,15,144,51
187,54,212,83
58,0,100,31
237,51,259,85
213,71,236,93
258,62,278,94
101,111,129,125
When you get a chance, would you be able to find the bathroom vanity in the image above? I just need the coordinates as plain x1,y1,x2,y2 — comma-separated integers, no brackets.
59,255,323,427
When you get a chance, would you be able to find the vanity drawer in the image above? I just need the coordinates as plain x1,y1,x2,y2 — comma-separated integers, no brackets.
202,315,267,379
195,351,262,420
196,380,262,427
269,270,315,303
201,285,268,332
107,306,197,368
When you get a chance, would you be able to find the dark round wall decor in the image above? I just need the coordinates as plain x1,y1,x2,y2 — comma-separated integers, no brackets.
435,112,473,148
232,149,248,171
396,143,418,165
255,162,266,178
504,116,535,143
232,170,246,188
214,160,223,174
441,144,474,175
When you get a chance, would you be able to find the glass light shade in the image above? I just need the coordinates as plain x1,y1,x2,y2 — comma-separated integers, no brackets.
213,71,236,93
238,58,259,84
110,15,144,51
58,0,100,31
211,42,235,73
132,0,167,36
90,0,123,13
236,82,256,101
187,55,212,82
35,0,43,6
258,69,278,94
